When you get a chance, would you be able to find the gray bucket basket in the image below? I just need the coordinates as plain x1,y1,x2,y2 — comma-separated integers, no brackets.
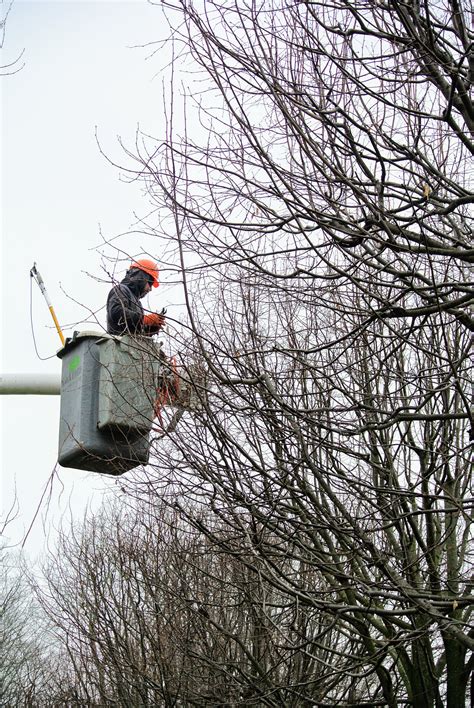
57,331,162,475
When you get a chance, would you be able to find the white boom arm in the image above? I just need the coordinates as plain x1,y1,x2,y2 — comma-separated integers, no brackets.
0,373,60,395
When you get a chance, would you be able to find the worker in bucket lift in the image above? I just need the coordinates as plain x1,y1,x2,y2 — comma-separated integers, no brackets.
106,258,166,336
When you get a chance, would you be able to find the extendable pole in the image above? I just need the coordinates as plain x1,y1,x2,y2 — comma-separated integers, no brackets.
30,263,65,346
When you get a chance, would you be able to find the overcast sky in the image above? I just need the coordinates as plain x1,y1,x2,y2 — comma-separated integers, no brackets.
1,0,179,558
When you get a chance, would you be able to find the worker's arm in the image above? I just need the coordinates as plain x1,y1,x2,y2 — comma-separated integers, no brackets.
107,285,144,335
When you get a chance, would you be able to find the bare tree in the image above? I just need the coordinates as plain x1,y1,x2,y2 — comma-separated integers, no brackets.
39,501,383,706
0,543,57,706
110,1,473,706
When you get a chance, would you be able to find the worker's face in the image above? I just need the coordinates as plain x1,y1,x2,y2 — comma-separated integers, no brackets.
141,274,154,297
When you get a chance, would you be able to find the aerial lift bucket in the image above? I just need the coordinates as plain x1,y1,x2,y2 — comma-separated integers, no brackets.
57,331,162,475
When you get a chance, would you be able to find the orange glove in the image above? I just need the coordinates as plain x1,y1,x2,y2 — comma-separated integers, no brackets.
143,312,166,332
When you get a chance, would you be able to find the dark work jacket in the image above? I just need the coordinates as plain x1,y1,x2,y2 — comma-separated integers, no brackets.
106,270,149,336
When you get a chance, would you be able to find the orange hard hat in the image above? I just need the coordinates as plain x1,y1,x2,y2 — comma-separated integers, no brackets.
130,258,159,288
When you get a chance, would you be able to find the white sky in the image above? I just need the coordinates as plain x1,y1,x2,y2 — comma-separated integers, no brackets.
1,0,179,558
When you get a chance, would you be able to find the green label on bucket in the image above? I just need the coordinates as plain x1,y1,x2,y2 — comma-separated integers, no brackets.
69,355,81,373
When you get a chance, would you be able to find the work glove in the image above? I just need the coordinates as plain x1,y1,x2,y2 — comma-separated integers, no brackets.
143,312,166,332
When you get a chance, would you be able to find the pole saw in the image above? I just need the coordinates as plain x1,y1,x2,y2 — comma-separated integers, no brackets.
30,263,65,346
